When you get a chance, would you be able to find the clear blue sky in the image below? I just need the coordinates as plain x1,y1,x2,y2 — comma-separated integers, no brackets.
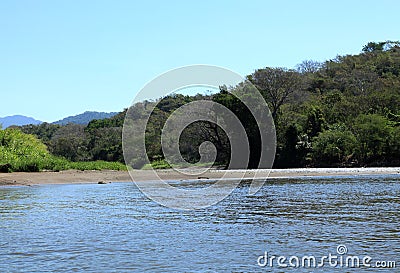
1,0,399,122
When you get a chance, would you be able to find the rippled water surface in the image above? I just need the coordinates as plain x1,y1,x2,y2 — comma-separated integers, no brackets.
0,175,399,272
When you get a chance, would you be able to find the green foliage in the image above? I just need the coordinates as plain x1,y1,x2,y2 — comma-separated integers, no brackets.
156,94,194,113
48,124,89,161
142,159,172,170
249,67,304,120
305,106,325,138
68,161,126,171
362,40,400,53
9,41,400,169
19,122,61,143
312,125,357,166
213,84,262,168
276,124,302,168
20,112,127,163
0,128,66,172
388,126,400,164
352,114,392,163
0,128,125,172
86,110,126,130
141,159,214,170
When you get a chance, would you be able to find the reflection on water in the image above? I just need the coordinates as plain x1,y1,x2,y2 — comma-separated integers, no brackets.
0,175,399,272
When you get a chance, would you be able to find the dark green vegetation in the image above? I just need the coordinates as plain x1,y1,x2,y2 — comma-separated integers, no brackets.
132,41,400,168
1,41,399,171
17,111,126,163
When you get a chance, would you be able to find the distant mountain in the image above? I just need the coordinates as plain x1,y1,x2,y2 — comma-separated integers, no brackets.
53,111,119,125
0,115,42,128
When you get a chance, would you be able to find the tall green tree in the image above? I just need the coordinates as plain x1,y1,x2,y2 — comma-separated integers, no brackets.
312,125,357,166
353,114,392,164
248,67,304,120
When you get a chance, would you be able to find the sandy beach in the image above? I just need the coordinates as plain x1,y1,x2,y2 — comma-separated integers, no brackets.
1,167,399,186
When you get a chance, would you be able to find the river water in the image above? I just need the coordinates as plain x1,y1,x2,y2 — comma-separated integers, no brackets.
0,175,399,272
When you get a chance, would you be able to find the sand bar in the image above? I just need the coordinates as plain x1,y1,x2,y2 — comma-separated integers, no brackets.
0,167,399,186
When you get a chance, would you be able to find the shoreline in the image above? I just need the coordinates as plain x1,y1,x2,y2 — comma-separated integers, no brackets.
1,167,400,186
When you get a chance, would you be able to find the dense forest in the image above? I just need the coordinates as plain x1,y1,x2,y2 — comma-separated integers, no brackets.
2,41,400,171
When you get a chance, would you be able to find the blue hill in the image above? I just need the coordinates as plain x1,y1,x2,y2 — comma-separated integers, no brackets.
52,111,119,125
0,115,42,128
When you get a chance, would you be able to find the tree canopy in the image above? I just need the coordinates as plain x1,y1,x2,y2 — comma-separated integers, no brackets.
4,41,400,170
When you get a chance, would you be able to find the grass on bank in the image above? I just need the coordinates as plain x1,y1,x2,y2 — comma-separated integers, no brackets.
0,128,126,172
141,159,220,170
68,161,126,171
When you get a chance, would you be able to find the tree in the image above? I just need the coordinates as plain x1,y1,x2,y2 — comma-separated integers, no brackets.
248,67,303,120
277,124,300,168
362,41,400,53
19,122,61,143
87,127,123,162
212,85,263,168
48,124,89,161
296,60,323,74
0,128,57,172
388,126,400,165
312,126,357,166
353,114,392,164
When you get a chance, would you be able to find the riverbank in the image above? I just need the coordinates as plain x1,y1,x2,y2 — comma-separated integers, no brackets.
1,167,400,186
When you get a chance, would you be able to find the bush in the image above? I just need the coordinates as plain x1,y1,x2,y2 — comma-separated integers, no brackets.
0,128,126,172
312,125,357,166
352,114,392,163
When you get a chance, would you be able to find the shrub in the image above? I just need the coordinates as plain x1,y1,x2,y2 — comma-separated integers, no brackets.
0,128,126,172
312,125,357,166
